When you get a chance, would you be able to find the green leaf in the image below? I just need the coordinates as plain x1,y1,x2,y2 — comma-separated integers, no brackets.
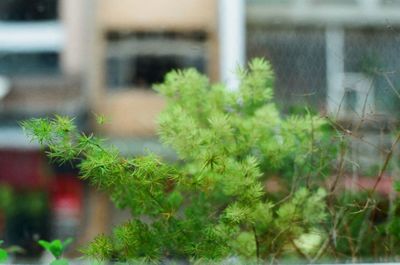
39,239,65,259
62,238,73,249
38,240,52,252
167,191,184,209
394,181,400,192
93,113,108,125
50,258,69,265
0,249,8,263
50,240,63,259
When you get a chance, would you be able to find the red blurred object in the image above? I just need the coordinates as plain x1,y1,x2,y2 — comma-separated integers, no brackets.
0,150,47,189
327,174,394,195
51,175,82,214
342,174,394,195
50,175,83,239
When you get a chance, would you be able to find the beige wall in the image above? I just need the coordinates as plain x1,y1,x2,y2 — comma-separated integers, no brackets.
98,0,217,31
96,90,166,137
85,0,219,137
60,0,86,77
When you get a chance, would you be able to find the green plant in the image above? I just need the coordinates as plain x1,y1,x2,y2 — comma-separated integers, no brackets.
38,238,73,265
0,241,8,264
21,58,339,263
0,186,14,215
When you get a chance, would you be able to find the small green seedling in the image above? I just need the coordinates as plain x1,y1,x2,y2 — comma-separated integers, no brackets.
93,112,108,125
0,241,8,264
38,238,73,265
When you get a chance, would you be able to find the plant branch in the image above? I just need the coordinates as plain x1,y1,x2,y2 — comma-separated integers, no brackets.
252,224,260,263
368,131,400,197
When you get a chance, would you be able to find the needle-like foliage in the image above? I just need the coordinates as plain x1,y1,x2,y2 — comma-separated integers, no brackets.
22,58,332,263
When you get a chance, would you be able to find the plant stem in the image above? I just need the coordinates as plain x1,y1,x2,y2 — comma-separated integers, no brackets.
252,224,260,263
369,131,400,197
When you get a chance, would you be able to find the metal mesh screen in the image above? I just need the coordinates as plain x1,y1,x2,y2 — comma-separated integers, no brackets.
247,27,327,112
247,25,400,119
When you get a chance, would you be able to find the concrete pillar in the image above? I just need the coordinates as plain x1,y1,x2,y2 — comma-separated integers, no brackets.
219,0,246,91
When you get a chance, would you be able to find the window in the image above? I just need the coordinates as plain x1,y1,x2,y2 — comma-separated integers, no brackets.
106,31,207,90
0,0,62,77
0,53,59,77
247,27,326,111
344,28,400,116
0,0,58,21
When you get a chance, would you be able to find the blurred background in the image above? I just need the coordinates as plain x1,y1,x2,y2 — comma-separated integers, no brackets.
0,0,400,262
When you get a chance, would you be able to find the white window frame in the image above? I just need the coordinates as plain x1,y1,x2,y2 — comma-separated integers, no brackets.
0,21,64,53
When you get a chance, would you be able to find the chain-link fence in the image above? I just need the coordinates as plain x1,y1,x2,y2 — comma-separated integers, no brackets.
248,26,400,119
246,2,400,174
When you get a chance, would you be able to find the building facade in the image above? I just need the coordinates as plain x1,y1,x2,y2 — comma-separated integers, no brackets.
0,0,400,257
